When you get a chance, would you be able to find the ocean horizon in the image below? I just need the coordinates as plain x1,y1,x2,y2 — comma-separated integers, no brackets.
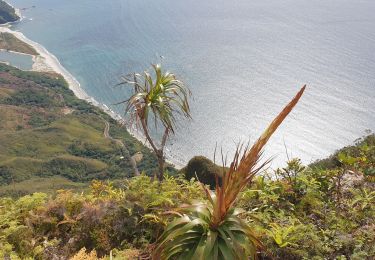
6,0,375,168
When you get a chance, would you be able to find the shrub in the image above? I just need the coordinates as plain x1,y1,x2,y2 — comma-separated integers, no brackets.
182,156,223,188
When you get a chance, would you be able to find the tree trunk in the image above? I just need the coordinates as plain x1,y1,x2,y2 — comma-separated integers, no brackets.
157,152,165,182
139,119,169,182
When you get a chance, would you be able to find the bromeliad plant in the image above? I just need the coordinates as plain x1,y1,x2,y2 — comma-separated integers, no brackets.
153,86,306,259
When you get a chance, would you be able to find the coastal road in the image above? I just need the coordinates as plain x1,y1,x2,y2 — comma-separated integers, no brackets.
103,119,140,176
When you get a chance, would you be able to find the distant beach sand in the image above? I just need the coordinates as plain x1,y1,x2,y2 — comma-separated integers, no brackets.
0,26,184,169
0,27,89,100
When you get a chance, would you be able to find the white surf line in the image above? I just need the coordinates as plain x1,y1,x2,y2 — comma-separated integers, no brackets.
0,26,184,169
0,27,89,99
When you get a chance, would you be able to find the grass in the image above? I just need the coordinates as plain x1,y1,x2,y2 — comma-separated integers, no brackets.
0,104,29,130
0,32,38,55
0,63,159,194
0,176,88,197
0,87,14,97
0,112,127,183
0,156,43,182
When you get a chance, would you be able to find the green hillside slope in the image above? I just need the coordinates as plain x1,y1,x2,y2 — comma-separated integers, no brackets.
0,63,158,196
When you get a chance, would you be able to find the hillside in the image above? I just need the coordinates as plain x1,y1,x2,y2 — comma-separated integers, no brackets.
0,0,18,24
0,16,374,259
0,63,160,197
0,134,373,259
0,57,373,260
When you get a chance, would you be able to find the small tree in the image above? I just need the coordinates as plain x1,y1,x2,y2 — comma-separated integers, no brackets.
118,64,191,181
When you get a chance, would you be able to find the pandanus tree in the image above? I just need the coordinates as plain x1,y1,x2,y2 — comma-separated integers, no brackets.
118,64,191,181
153,86,306,259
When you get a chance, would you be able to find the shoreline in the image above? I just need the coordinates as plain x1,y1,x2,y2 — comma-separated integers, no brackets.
0,0,23,26
0,27,90,100
0,25,184,169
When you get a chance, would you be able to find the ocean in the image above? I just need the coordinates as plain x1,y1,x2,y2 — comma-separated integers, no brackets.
6,0,375,168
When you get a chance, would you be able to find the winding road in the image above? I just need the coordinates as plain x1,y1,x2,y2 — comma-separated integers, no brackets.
103,119,140,176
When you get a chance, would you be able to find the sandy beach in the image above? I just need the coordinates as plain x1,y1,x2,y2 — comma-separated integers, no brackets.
0,27,90,101
0,26,128,123
0,26,184,169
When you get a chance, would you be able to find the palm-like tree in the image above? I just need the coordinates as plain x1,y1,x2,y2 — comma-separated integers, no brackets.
118,64,191,181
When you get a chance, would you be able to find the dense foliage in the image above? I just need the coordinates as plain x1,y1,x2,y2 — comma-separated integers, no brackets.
181,156,223,189
0,176,203,259
1,134,373,259
0,0,18,24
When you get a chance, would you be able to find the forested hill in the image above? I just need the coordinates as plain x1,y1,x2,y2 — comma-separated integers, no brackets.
0,63,160,197
0,0,19,24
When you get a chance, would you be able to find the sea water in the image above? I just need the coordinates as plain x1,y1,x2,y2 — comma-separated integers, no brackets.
0,50,33,70
6,0,375,168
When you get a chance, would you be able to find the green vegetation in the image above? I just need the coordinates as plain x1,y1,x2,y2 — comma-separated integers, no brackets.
0,63,159,196
0,0,18,24
119,64,191,181
0,176,87,197
0,45,373,258
181,156,224,189
0,32,38,55
0,176,204,259
1,132,374,259
154,86,306,259
310,133,375,177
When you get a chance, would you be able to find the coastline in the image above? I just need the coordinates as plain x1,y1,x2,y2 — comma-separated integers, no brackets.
0,27,90,100
0,0,22,26
0,27,95,100
0,25,184,169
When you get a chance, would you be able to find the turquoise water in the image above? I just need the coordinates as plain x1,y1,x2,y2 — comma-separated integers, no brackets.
0,50,33,70
7,0,375,167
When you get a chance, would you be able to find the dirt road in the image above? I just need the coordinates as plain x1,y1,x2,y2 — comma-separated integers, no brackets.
103,120,140,176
